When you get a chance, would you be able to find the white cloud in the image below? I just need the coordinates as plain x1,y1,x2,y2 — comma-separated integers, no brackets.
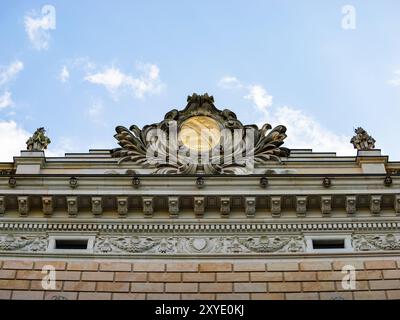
24,6,55,50
0,91,13,109
0,121,30,161
59,66,70,83
388,70,400,86
268,106,353,155
218,76,354,155
0,61,24,86
244,85,273,112
85,63,164,99
46,137,75,157
87,100,106,126
218,76,242,89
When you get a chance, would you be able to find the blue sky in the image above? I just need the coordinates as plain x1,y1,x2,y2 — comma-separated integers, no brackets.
0,0,399,161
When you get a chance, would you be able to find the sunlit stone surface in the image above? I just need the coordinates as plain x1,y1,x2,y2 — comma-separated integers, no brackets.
178,116,221,152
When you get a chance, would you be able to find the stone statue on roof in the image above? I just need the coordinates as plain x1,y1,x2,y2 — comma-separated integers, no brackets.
26,127,51,151
350,127,375,150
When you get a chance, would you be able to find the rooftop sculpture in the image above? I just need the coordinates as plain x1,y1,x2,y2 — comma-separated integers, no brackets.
350,127,376,150
26,127,51,151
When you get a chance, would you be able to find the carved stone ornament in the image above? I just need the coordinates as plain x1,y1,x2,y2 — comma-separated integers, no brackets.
350,127,376,150
0,234,48,252
352,234,400,251
111,93,290,174
26,127,51,151
94,235,306,254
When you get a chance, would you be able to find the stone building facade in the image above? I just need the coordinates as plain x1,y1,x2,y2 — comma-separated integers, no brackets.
0,94,399,300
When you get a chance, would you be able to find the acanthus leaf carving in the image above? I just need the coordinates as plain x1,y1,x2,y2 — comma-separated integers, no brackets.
0,234,48,252
352,234,400,251
93,235,305,254
111,93,290,174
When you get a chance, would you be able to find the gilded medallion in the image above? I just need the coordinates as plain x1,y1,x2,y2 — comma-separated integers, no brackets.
178,116,221,152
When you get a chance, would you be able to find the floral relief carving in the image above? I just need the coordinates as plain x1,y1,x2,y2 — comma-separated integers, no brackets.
0,234,48,252
93,235,305,254
352,234,400,251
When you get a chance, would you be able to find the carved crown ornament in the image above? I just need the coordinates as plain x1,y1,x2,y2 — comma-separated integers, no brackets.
111,93,290,174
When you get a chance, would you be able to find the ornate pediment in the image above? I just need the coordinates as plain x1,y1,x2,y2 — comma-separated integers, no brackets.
111,93,290,174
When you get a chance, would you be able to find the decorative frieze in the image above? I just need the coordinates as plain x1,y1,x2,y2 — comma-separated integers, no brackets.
142,197,154,217
352,234,400,251
296,196,307,217
168,197,179,218
270,196,281,217
370,195,382,215
66,196,78,217
220,197,230,218
91,197,103,216
17,196,29,217
42,196,53,216
0,231,399,254
94,235,306,254
0,196,4,215
346,196,357,214
117,197,128,217
245,197,256,218
321,196,332,215
194,197,205,218
0,234,48,252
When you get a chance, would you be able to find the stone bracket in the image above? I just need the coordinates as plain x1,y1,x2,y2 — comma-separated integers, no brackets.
346,196,357,214
17,196,29,217
42,196,53,217
66,196,78,217
168,197,179,218
220,197,231,218
91,197,103,216
296,196,307,217
395,195,400,216
117,197,128,217
0,196,4,215
142,197,154,217
321,196,332,215
245,197,256,218
370,195,382,215
271,196,281,217
194,197,205,218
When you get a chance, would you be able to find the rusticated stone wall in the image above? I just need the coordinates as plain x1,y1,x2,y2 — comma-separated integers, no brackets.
0,258,399,300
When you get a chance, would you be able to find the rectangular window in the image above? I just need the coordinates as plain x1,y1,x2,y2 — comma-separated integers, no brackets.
305,235,352,253
54,239,88,250
312,238,345,250
47,235,95,253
